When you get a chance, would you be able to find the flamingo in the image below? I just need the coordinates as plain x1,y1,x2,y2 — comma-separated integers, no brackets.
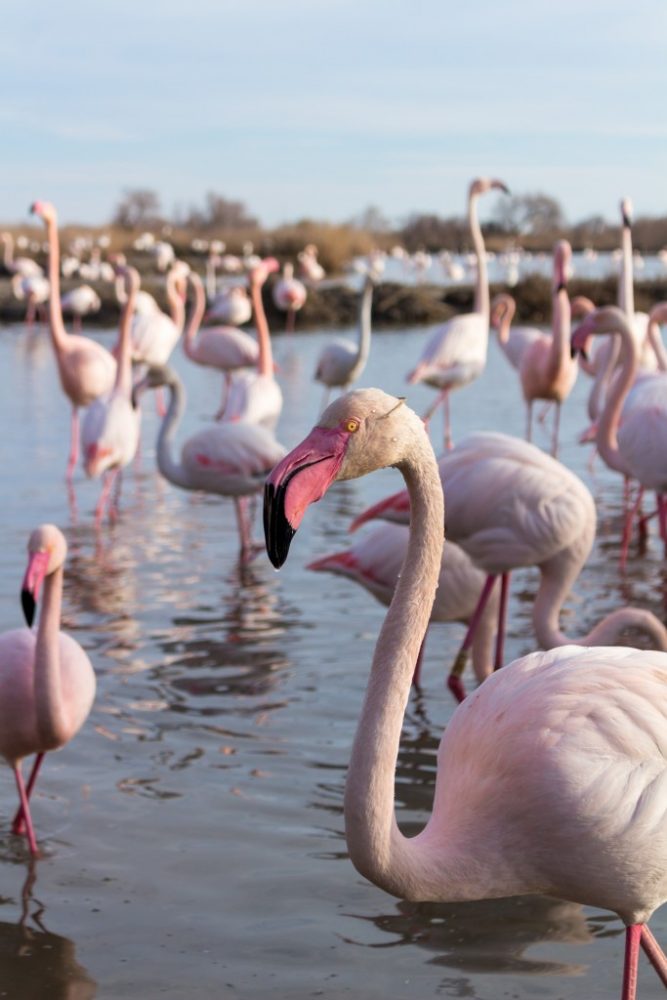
264,387,667,1000
60,284,101,332
221,259,283,430
313,262,381,410
0,524,96,856
297,243,325,283
30,201,117,480
406,177,509,449
11,273,50,328
349,430,667,700
205,285,252,326
0,231,43,278
307,523,499,688
493,241,576,455
183,275,259,420
571,306,667,565
272,262,307,334
80,267,142,524
112,255,161,317
132,363,285,562
128,262,187,369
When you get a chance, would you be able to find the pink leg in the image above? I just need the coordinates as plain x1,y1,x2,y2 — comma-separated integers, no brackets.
525,400,533,443
620,486,644,572
235,497,261,564
412,632,427,688
622,924,642,1000
448,574,497,702
95,469,118,526
66,408,80,481
11,753,45,835
155,386,166,418
286,308,296,336
640,925,667,987
442,391,452,451
551,403,561,458
215,373,232,421
12,765,39,856
493,572,510,671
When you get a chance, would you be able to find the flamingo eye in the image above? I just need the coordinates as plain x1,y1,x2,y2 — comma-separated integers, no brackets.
345,419,360,434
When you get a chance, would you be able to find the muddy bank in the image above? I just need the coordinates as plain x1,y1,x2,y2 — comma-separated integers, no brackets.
2,273,666,332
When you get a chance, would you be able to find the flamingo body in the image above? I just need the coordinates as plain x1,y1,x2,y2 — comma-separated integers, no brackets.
407,312,488,391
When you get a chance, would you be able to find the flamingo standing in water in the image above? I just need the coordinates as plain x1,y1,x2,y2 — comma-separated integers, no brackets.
31,201,117,480
272,262,307,334
11,273,50,328
406,177,509,449
60,284,101,332
80,268,142,524
307,523,499,688
0,525,96,856
264,387,667,1000
222,259,283,430
350,431,667,700
0,231,43,278
571,306,667,566
183,276,259,419
313,260,382,410
491,241,577,456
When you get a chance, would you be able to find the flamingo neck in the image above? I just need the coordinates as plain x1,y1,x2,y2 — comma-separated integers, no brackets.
344,430,449,900
596,321,637,477
619,222,635,318
183,281,206,361
347,278,374,382
166,271,185,330
251,283,273,377
43,216,68,354
469,193,489,319
2,234,13,269
115,285,137,396
548,286,572,380
34,567,69,748
156,373,191,489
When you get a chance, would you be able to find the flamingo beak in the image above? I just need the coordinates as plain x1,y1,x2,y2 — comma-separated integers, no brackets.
21,550,50,626
264,426,352,568
570,323,591,362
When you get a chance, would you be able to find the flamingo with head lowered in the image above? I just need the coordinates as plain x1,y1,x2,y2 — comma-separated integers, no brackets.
406,177,509,449
264,387,667,1000
30,201,117,480
0,525,96,856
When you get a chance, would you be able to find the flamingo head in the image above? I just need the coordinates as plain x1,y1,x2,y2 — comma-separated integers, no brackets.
469,178,510,199
249,257,280,288
264,388,421,568
570,306,629,362
21,525,67,626
30,201,56,224
490,293,515,339
620,197,633,228
553,239,572,290
131,364,173,406
84,443,116,479
570,295,596,319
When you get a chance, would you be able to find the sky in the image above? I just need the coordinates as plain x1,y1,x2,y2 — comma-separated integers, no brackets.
3,0,667,229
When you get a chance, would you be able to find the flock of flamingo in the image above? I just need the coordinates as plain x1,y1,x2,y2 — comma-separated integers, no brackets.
1,179,666,999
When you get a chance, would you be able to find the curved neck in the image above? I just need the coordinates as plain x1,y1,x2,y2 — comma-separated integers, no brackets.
619,222,635,318
347,278,374,382
469,192,489,319
43,215,68,352
251,282,273,377
183,279,206,359
34,567,69,747
156,375,191,488
648,307,667,371
165,270,185,329
595,320,637,476
534,550,667,649
344,430,447,899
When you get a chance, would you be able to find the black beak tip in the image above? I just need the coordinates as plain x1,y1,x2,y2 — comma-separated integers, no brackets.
21,589,35,627
263,482,296,569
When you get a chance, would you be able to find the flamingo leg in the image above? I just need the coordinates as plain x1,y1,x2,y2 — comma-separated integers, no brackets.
215,373,232,421
286,308,296,336
95,469,118,526
66,407,80,482
620,486,644,572
622,924,642,1000
448,574,497,702
11,753,45,835
442,391,452,451
155,386,166,418
235,497,261,564
551,403,561,458
493,572,511,671
12,765,39,856
640,925,667,988
525,400,533,443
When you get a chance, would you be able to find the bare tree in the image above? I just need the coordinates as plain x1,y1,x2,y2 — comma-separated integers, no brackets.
493,193,566,235
113,188,163,229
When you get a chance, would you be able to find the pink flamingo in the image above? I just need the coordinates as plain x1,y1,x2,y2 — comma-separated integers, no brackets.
80,268,142,524
31,201,117,480
349,430,667,700
492,241,577,455
406,177,509,448
264,387,667,1000
11,273,50,328
128,262,187,369
307,523,499,688
313,263,381,410
0,231,43,279
205,285,252,325
572,306,667,566
221,259,283,430
272,262,307,334
60,284,101,333
297,243,325,283
0,525,96,856
183,275,259,420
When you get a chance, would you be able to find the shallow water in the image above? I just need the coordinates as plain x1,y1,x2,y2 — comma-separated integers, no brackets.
0,319,665,999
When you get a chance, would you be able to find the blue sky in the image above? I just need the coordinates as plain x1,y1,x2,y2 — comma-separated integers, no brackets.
3,0,667,227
